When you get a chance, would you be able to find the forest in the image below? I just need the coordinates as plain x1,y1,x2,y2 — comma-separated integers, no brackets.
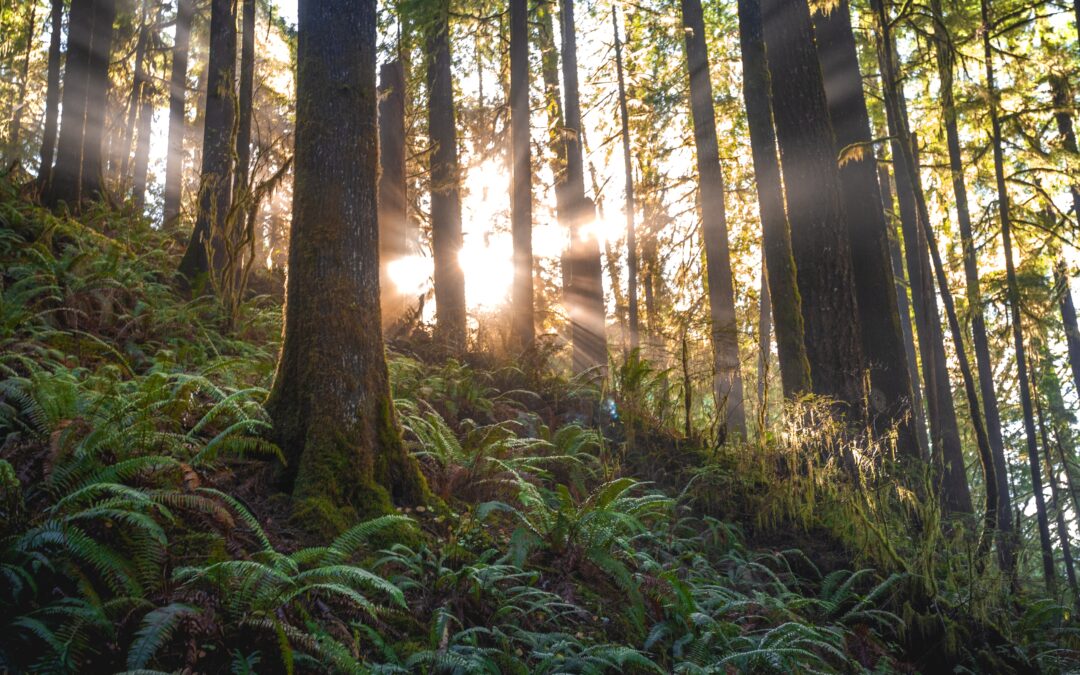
0,0,1078,670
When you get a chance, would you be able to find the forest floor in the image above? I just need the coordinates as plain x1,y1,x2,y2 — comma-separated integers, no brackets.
1,182,1078,673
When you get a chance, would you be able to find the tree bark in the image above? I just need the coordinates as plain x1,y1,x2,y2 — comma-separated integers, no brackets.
426,0,467,349
561,0,607,374
266,0,427,536
930,0,1014,566
131,82,154,211
37,0,64,186
813,0,919,459
178,0,237,284
681,0,746,439
736,0,810,400
509,0,534,350
872,7,973,515
980,0,1055,591
47,0,117,208
163,0,194,228
378,59,409,328
236,0,256,196
761,0,865,414
613,6,639,351
1036,375,1078,600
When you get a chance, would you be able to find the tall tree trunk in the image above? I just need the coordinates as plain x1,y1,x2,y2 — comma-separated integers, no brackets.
37,0,64,185
119,8,151,186
681,0,746,439
178,0,237,284
9,1,37,156
878,164,930,455
509,0,534,350
266,0,427,536
613,6,639,351
980,0,1055,591
1057,264,1080,398
379,59,409,328
236,0,256,196
757,250,771,417
47,0,117,207
813,0,919,459
560,0,607,373
736,0,810,399
1050,74,1080,222
1036,374,1079,601
426,0,467,349
131,84,154,211
163,0,194,228
930,0,1014,566
761,0,865,414
872,5,973,515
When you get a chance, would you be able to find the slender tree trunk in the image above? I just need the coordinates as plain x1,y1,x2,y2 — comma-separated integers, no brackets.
236,0,256,195
37,0,64,185
1050,75,1080,222
681,0,746,439
761,0,865,415
1057,263,1080,399
266,0,427,535
163,0,194,228
178,0,237,284
878,164,930,456
872,5,973,514
980,0,1055,591
131,84,154,211
613,6,639,350
9,2,37,155
812,0,919,458
736,0,810,399
426,0,467,349
928,0,1014,566
758,249,771,415
119,9,151,185
561,0,607,373
379,59,409,328
1036,373,1079,600
509,0,534,350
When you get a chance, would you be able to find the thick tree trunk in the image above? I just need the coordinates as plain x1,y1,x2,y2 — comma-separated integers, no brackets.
266,0,427,536
163,0,194,228
37,0,64,185
178,0,237,284
426,0,467,349
736,0,810,399
47,0,117,208
681,0,746,439
872,9,973,515
560,0,607,374
930,0,1014,567
813,0,919,460
509,0,534,350
613,7,639,351
378,59,409,329
981,0,1055,591
761,0,865,414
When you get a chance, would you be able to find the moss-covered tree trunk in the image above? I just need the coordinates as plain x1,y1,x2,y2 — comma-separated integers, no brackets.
812,0,920,460
163,0,194,228
761,0,865,413
178,0,236,284
426,0,468,350
736,0,810,400
266,0,427,536
681,0,746,439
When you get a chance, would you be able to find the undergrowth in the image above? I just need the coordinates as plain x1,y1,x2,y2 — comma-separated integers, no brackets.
1,182,1077,672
